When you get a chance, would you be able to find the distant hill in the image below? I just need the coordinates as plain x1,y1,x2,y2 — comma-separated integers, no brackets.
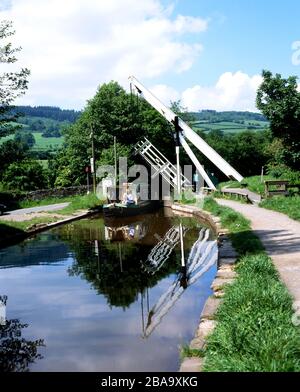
0,106,82,152
190,110,267,123
189,110,268,134
13,105,81,123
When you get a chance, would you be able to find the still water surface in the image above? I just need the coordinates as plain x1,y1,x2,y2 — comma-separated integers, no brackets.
0,209,217,372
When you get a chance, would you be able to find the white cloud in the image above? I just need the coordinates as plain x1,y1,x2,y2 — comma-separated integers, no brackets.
150,84,180,105
0,0,208,109
157,71,263,112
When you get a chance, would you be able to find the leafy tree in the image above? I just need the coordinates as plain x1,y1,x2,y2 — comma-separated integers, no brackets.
15,105,80,122
197,129,271,178
170,100,196,124
0,20,30,138
98,142,132,167
0,139,28,178
2,160,47,191
52,81,173,186
14,130,35,148
257,70,300,170
30,119,45,132
42,123,61,137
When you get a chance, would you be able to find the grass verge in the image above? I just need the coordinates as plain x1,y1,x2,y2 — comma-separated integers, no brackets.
187,197,300,371
19,193,104,214
260,196,300,221
0,217,60,243
213,191,249,204
52,193,103,215
0,194,103,244
218,175,273,195
19,195,77,209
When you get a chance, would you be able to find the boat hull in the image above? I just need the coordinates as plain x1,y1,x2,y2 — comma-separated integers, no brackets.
103,201,161,218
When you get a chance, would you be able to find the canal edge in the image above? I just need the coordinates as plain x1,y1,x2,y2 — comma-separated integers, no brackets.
166,202,238,373
0,208,102,249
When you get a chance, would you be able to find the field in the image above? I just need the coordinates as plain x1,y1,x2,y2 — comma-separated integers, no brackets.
31,132,64,151
0,132,64,152
191,120,268,134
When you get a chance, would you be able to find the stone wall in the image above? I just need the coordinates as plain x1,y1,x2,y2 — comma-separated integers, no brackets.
22,185,91,201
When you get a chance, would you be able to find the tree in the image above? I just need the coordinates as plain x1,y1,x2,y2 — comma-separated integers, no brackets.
30,119,45,132
170,100,196,124
0,139,28,179
196,129,271,178
0,20,30,138
14,130,35,148
52,81,173,186
256,70,300,170
2,160,47,191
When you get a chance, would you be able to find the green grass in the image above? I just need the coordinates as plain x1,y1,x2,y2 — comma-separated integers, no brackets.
56,193,104,214
184,197,300,371
203,253,300,371
191,120,268,134
0,217,60,242
0,132,64,152
0,194,104,243
19,193,104,214
31,132,64,151
219,175,274,195
37,159,49,169
260,196,300,221
204,197,263,255
19,195,75,209
3,217,60,231
213,191,249,204
219,175,300,221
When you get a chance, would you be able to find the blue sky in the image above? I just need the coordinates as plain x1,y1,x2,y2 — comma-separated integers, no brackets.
1,0,299,110
162,0,300,86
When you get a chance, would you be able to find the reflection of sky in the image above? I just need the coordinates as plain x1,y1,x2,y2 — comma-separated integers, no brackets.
0,0,11,12
0,220,217,372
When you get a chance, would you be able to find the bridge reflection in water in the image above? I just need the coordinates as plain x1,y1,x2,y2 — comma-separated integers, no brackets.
103,214,217,338
0,210,217,372
139,225,218,338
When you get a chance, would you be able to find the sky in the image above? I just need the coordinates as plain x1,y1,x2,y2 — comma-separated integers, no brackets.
1,0,300,111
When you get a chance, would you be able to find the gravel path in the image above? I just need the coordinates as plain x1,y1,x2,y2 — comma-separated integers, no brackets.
7,203,70,215
217,199,300,304
0,203,71,222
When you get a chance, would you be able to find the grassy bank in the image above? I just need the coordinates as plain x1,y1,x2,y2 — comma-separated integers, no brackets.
0,194,104,244
55,193,104,214
260,196,300,221
218,175,273,195
188,198,300,371
19,193,103,212
0,217,60,243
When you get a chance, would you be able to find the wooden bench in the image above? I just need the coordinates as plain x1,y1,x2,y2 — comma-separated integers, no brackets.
286,183,300,193
220,189,251,203
264,180,289,198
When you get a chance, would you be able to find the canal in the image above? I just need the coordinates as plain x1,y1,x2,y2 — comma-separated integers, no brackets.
0,208,217,372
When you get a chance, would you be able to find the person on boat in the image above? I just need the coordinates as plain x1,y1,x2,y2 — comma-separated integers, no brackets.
122,190,135,206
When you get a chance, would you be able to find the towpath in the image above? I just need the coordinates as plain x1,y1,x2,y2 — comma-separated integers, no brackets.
217,199,300,304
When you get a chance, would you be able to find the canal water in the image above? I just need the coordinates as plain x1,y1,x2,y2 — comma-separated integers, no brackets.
0,208,217,372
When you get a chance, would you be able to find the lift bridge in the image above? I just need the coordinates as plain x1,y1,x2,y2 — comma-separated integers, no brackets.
134,138,191,191
129,76,243,191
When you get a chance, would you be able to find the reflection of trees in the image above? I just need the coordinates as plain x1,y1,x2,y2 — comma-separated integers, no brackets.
0,319,45,372
67,239,179,309
59,214,205,309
